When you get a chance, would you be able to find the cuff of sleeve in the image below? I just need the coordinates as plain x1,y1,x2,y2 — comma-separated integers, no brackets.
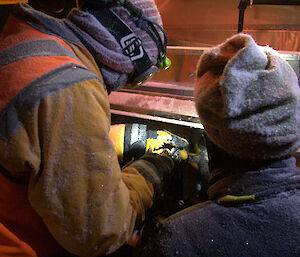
121,167,154,223
128,153,174,199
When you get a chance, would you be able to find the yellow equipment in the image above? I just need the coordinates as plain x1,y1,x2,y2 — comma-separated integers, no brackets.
109,123,189,164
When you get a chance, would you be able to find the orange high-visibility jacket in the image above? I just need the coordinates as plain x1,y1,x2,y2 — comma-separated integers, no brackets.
0,3,154,257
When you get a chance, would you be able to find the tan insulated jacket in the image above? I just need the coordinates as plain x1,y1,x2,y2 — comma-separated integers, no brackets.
0,3,154,257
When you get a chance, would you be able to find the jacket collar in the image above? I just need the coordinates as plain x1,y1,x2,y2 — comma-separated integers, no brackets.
207,156,300,202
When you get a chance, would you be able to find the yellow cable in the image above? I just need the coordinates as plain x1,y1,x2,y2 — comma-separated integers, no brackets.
218,194,255,203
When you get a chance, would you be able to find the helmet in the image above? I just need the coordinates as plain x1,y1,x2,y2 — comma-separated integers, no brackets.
28,0,77,17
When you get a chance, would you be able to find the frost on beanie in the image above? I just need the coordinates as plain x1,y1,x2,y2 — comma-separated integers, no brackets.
65,0,163,92
194,33,300,160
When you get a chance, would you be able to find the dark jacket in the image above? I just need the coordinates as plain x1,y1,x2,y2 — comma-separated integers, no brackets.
140,156,300,257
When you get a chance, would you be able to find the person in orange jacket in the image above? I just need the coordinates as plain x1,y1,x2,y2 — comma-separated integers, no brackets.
0,0,188,256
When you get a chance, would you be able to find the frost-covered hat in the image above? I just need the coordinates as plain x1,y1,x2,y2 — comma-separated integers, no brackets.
194,33,300,160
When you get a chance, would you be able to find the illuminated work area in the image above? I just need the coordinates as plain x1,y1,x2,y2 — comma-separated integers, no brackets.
109,0,300,195
0,1,299,257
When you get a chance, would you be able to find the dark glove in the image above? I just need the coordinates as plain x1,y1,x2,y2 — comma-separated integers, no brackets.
128,153,175,200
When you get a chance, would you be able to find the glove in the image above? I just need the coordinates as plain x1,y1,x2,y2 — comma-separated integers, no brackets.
127,153,175,200
109,123,189,164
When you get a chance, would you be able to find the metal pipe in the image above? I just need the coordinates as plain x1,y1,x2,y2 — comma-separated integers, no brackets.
237,0,249,33
237,8,245,33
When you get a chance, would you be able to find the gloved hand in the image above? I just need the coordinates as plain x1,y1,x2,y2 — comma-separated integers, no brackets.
127,152,175,200
109,123,189,164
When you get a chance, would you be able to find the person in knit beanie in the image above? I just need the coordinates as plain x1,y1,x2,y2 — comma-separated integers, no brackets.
139,34,300,257
194,33,300,160
0,1,183,257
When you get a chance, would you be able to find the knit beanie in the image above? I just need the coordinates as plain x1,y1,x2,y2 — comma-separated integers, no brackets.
194,33,300,160
66,0,163,91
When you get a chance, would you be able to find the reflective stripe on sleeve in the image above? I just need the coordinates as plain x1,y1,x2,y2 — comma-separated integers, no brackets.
0,63,100,141
0,39,79,69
